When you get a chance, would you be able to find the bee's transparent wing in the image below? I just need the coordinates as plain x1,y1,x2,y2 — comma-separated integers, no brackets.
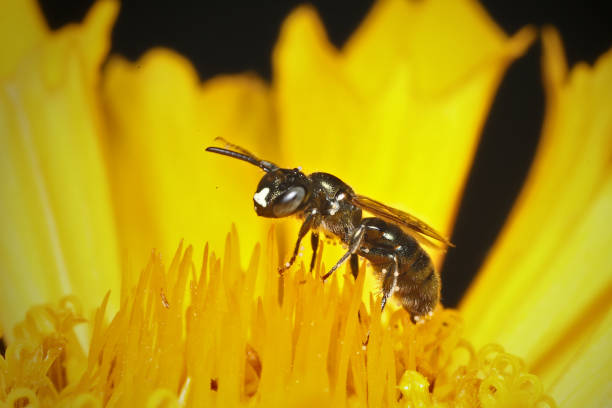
352,194,454,248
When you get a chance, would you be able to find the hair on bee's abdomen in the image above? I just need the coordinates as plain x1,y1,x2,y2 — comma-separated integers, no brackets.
357,218,440,318
396,246,440,317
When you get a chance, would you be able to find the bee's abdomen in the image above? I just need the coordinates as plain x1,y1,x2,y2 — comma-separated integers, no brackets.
358,217,440,318
396,246,440,317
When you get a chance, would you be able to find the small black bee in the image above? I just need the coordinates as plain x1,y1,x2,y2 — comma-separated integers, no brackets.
206,138,453,321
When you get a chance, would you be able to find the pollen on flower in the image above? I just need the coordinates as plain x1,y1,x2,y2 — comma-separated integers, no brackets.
0,228,556,407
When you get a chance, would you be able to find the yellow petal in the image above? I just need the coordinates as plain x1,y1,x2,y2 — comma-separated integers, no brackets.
0,0,47,78
0,0,121,341
101,50,276,269
460,28,612,405
546,299,612,407
273,0,534,250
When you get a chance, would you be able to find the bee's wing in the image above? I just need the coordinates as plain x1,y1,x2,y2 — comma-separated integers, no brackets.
352,194,454,248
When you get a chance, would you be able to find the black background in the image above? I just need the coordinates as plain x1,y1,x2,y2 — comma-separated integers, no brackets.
38,0,611,307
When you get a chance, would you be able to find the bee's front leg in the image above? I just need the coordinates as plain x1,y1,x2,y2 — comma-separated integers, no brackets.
309,232,319,272
279,211,319,275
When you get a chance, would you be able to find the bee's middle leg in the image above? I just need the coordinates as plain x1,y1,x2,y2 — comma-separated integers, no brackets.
322,224,365,281
349,254,359,280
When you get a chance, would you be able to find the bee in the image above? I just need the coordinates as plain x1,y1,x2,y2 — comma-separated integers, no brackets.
206,138,453,321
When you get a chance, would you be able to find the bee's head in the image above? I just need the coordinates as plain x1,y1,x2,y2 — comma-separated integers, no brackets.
205,141,310,218
253,168,311,218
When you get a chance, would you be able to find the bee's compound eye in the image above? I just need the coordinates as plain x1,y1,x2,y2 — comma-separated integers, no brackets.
273,186,305,217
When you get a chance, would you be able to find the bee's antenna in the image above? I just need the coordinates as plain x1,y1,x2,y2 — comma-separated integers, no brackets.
205,146,278,172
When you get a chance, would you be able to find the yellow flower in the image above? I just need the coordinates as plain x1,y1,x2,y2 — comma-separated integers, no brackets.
1,0,610,407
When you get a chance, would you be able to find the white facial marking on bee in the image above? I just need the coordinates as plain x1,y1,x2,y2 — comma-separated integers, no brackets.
254,187,270,207
337,192,345,200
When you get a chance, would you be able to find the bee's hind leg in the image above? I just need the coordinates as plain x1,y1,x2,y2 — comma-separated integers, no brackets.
362,253,397,347
380,254,399,312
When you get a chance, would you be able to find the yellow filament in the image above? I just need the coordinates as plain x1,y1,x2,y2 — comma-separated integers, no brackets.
0,229,554,407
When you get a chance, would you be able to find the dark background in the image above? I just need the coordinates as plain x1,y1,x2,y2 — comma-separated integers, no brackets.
38,0,611,307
